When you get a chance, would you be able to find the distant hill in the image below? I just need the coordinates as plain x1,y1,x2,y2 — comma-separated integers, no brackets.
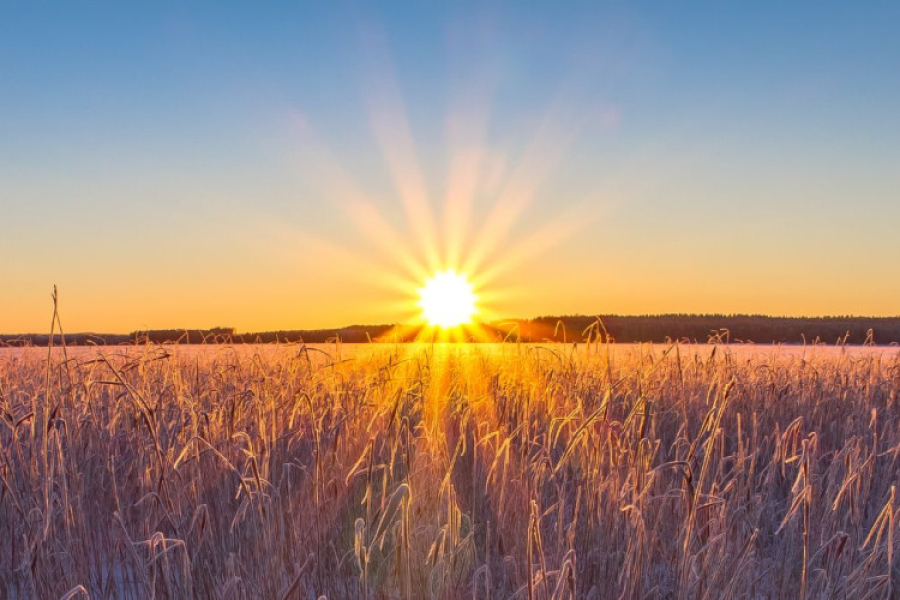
2,314,899,346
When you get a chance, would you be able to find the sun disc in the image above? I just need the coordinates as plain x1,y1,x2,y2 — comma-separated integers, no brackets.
418,270,477,327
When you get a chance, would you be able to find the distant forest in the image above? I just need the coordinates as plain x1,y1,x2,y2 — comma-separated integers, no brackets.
2,315,900,346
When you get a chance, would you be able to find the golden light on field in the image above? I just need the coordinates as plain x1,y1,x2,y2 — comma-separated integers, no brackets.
418,270,478,327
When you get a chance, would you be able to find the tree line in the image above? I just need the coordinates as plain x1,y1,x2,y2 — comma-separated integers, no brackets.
2,315,899,346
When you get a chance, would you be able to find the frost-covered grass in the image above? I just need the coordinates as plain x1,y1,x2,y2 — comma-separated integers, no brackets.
1,342,899,599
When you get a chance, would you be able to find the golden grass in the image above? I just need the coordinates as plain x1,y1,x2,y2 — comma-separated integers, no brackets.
1,341,899,599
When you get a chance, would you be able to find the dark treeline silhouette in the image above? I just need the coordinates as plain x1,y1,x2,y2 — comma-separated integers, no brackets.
0,333,129,347
229,325,397,344
2,315,899,347
0,328,237,347
132,327,236,344
503,314,900,345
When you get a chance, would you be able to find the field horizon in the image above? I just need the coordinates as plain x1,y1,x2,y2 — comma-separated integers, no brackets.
4,313,900,347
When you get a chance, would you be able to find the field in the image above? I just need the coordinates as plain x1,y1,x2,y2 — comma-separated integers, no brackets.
2,342,900,599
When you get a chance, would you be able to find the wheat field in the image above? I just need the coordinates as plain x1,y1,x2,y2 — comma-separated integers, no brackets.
1,341,899,599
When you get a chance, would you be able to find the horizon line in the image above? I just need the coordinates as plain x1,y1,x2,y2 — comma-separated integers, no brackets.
4,312,900,338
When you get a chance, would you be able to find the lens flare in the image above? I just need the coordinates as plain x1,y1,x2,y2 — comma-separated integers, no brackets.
418,270,477,327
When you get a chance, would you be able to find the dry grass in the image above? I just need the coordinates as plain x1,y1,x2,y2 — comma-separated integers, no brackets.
1,340,899,599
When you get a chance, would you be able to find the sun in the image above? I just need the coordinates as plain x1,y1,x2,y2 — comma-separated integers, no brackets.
418,270,478,327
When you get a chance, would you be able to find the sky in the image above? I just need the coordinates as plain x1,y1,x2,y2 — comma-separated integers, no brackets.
2,1,899,333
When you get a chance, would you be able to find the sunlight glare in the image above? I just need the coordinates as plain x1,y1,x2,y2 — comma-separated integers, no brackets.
418,270,478,327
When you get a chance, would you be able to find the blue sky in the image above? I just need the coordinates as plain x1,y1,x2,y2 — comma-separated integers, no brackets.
2,2,899,331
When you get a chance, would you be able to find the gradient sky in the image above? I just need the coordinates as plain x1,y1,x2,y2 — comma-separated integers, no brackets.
2,2,899,333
